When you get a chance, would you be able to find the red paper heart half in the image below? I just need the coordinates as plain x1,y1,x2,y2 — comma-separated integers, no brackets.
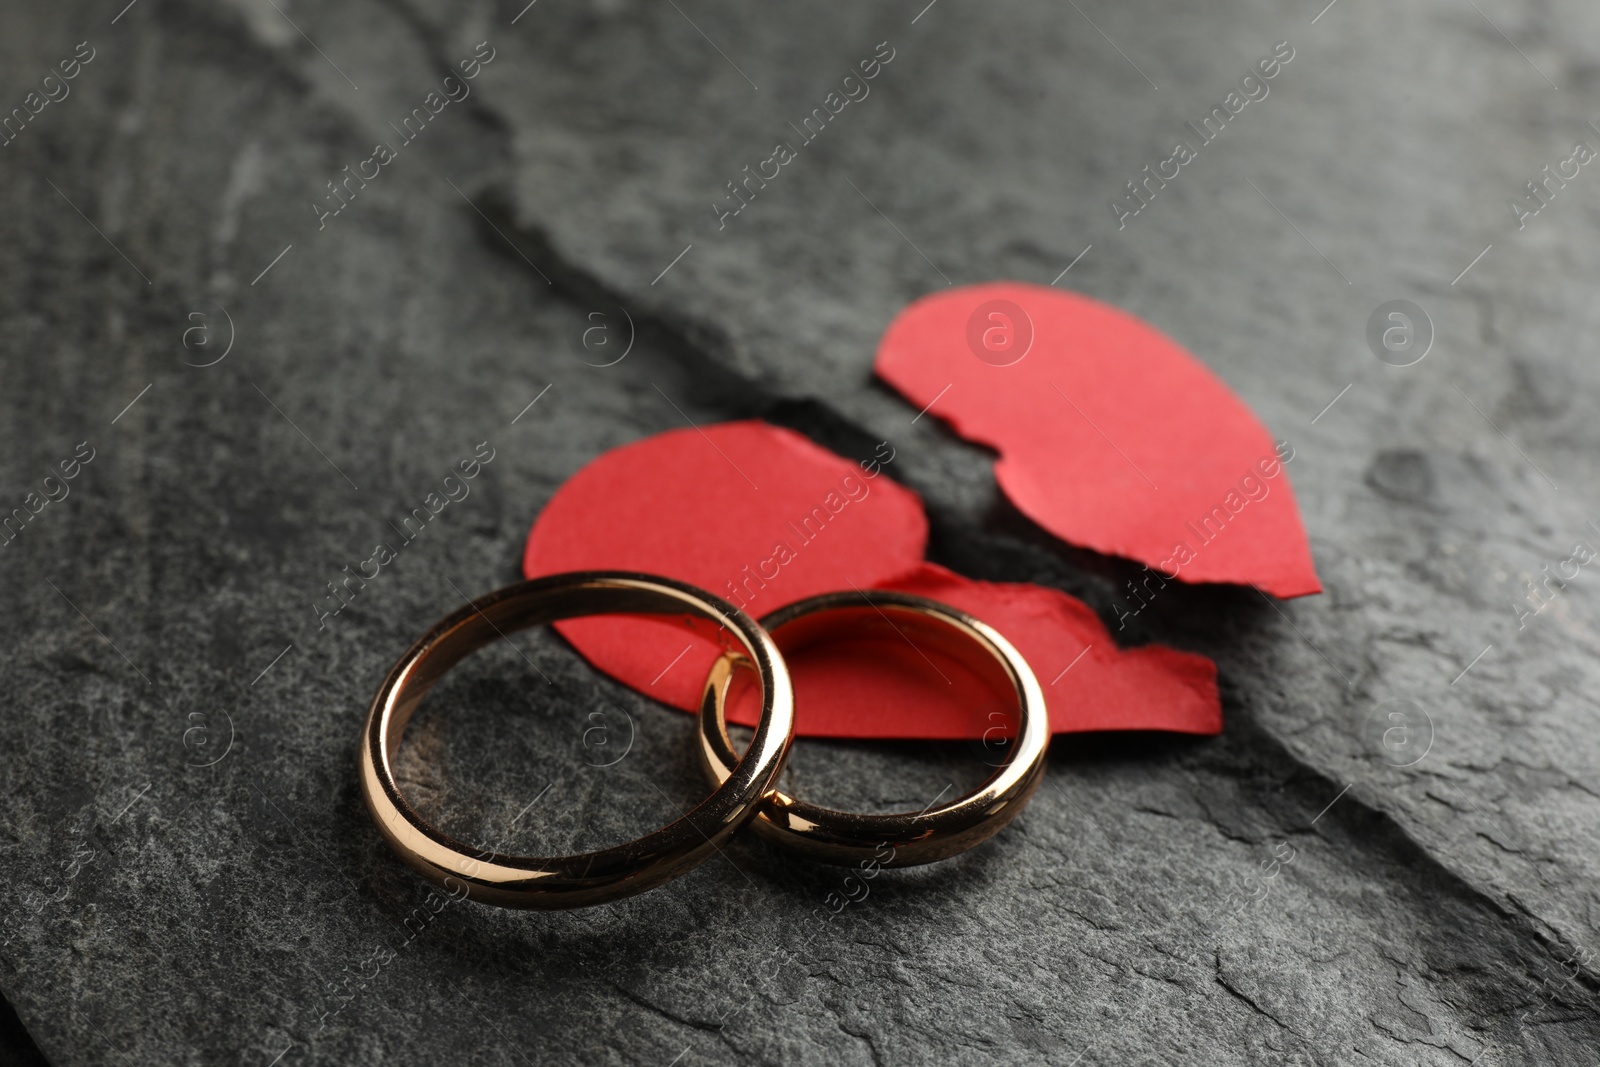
874,282,1320,599
522,420,1220,739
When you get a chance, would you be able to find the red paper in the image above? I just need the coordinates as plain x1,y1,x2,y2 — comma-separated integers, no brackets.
522,421,1220,739
881,563,1220,735
875,282,1321,599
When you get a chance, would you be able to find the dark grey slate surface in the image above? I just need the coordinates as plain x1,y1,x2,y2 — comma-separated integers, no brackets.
2,0,1599,1063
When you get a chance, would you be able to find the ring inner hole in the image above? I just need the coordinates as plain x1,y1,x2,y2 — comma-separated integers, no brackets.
726,605,1021,817
394,608,744,857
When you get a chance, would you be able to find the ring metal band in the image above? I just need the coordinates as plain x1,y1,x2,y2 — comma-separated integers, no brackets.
697,590,1049,867
360,571,795,909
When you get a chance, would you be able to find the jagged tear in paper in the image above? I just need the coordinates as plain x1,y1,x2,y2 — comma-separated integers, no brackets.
523,421,1220,739
875,282,1321,599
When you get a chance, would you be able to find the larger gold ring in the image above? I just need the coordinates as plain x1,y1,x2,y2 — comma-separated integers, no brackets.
360,571,795,909
697,590,1050,867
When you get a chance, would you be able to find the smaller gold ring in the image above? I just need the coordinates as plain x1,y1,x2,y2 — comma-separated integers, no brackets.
697,590,1050,867
360,571,795,909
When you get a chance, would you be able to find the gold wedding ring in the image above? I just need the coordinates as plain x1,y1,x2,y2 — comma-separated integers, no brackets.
359,572,794,909
697,590,1050,867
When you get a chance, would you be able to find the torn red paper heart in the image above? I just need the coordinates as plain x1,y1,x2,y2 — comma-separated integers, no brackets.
875,282,1320,599
522,420,1219,739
